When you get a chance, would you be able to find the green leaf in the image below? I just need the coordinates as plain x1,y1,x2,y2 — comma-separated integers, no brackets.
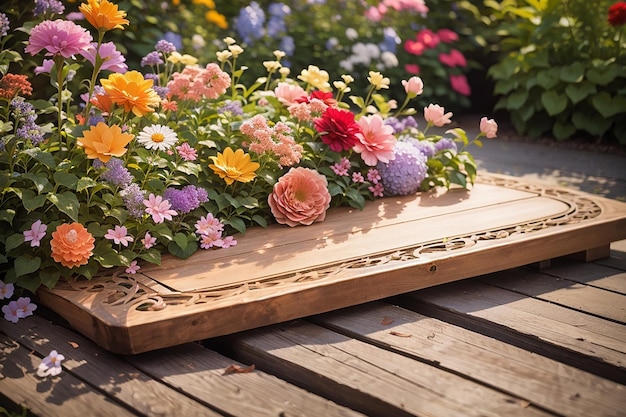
536,68,561,90
571,111,612,137
591,92,626,118
541,91,568,116
0,209,16,224
506,89,529,110
552,120,577,140
77,177,97,192
22,148,56,169
173,232,188,250
252,214,268,228
16,274,42,294
47,191,80,222
560,62,585,83
168,238,197,259
22,172,50,193
224,216,246,234
22,189,47,211
93,243,125,268
565,82,597,104
40,268,61,289
5,233,24,253
53,171,79,190
586,65,621,86
138,249,161,265
14,255,41,277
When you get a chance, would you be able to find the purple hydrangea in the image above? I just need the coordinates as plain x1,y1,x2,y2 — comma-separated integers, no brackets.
163,185,208,214
402,136,436,158
121,183,146,218
101,157,133,188
384,116,418,134
377,141,428,196
218,100,243,116
33,0,65,16
155,39,177,54
434,138,458,154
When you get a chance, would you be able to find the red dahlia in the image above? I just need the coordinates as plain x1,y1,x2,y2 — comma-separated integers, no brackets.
314,107,361,152
608,1,626,26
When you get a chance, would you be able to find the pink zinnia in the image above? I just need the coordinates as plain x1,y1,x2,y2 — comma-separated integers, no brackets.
23,219,47,247
104,225,134,246
25,19,93,58
354,115,397,166
143,193,177,223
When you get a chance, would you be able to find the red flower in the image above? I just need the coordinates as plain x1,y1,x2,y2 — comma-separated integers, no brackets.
295,90,336,106
0,74,33,98
314,107,361,152
609,1,626,26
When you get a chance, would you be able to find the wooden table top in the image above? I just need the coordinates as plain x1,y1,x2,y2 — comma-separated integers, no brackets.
2,239,625,417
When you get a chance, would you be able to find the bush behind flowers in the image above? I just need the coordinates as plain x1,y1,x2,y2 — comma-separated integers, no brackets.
0,0,494,295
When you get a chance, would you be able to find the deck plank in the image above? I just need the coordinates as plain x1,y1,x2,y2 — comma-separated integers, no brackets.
226,321,553,417
0,334,138,417
0,315,223,417
313,302,626,417
129,343,365,417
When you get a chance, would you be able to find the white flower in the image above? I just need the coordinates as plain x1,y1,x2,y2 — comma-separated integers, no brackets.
136,124,178,151
37,350,65,377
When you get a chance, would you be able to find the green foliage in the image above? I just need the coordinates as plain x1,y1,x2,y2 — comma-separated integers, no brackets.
483,0,626,143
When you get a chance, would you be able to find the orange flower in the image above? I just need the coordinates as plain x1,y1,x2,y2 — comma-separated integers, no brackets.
100,71,160,117
50,223,95,268
77,122,134,163
79,0,129,31
209,147,259,185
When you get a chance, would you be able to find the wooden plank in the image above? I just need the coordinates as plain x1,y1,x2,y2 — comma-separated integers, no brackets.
478,268,626,322
226,322,553,417
541,260,626,294
36,174,626,353
0,333,138,417
129,343,366,417
0,316,223,417
596,239,626,270
403,278,626,377
313,302,626,417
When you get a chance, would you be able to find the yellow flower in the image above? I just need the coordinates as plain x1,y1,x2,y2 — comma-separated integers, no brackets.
79,0,129,31
100,70,160,117
168,51,198,66
77,122,134,163
367,71,390,90
209,147,260,185
205,10,228,29
298,65,330,91
193,0,215,7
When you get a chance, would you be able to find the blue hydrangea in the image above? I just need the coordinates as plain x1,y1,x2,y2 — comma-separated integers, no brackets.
377,141,428,196
236,2,266,44
266,3,290,38
380,27,399,53
280,36,295,57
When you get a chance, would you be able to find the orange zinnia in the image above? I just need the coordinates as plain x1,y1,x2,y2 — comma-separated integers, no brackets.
50,223,95,268
100,71,160,117
79,0,129,31
77,122,134,163
209,147,260,185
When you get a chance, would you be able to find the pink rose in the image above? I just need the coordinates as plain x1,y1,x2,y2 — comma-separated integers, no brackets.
424,104,453,127
480,117,498,138
268,167,331,227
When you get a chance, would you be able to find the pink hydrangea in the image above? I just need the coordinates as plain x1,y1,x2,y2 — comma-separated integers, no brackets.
167,63,230,102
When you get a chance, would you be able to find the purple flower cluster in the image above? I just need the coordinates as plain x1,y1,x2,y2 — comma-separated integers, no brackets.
141,51,164,67
403,136,435,158
10,98,44,145
434,137,458,153
121,183,146,218
100,157,133,188
218,100,243,116
377,141,428,196
163,185,208,214
384,116,418,134
155,39,177,54
0,13,10,37
33,0,65,17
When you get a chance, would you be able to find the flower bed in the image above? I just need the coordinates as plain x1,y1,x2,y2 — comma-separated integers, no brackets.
0,0,496,307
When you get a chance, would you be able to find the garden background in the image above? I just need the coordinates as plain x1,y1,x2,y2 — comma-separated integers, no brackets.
4,0,626,144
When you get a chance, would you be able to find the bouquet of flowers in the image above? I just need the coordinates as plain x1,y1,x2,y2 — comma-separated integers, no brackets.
0,0,496,296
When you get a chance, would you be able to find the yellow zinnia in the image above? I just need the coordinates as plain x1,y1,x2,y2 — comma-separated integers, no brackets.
100,71,160,117
209,147,260,185
79,0,129,31
77,122,134,163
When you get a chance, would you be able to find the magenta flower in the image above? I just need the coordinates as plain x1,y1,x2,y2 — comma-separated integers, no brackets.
141,231,157,249
104,225,134,246
125,260,140,274
0,280,14,300
34,59,55,75
436,28,459,43
37,350,65,377
81,42,128,73
23,219,47,247
25,19,93,58
354,114,397,166
449,74,471,96
143,193,177,223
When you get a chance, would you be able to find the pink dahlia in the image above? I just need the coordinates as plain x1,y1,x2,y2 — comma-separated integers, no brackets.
268,167,332,227
25,19,93,59
354,114,397,166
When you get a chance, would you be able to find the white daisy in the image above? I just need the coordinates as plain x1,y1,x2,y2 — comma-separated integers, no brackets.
136,124,178,151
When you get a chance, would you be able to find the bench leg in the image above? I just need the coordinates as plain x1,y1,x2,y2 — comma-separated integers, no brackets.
567,245,611,262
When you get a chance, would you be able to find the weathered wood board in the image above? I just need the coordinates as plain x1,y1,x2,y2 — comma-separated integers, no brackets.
37,174,626,354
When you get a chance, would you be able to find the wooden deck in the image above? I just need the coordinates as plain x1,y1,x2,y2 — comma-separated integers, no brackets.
1,238,625,416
